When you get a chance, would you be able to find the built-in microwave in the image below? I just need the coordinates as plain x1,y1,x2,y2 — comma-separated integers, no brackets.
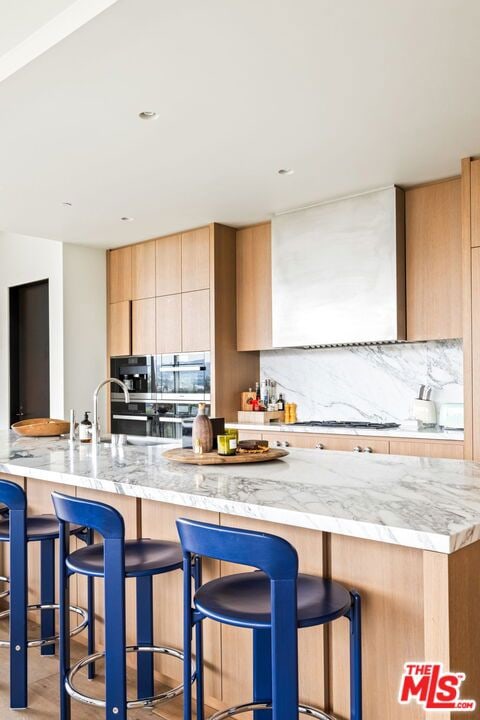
155,352,211,401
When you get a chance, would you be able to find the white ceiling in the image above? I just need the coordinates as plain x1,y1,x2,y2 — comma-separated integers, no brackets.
0,0,479,248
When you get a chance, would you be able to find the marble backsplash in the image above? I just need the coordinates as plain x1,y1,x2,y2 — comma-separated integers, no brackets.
260,340,463,423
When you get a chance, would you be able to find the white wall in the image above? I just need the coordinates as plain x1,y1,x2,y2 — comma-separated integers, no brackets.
0,231,107,430
0,231,64,427
63,243,107,430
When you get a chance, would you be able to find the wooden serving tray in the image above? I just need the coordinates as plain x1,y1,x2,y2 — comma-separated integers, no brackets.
163,447,289,465
12,418,70,437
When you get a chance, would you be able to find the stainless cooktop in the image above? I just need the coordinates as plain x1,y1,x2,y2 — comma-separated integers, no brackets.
292,421,400,430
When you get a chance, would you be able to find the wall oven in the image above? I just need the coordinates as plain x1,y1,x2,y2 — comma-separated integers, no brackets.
155,352,211,401
110,355,155,401
155,401,209,440
111,401,157,437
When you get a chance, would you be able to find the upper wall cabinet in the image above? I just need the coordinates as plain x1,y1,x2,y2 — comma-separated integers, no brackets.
132,240,156,300
109,247,132,303
405,178,462,341
236,223,273,351
471,159,480,248
156,234,182,296
181,227,210,292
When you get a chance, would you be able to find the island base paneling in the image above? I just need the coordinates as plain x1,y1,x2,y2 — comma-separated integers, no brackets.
218,514,328,714
141,500,222,703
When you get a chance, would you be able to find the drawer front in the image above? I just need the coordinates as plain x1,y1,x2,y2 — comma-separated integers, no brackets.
262,431,389,454
389,440,464,459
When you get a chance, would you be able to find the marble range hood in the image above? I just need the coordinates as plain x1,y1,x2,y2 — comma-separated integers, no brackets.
271,186,406,348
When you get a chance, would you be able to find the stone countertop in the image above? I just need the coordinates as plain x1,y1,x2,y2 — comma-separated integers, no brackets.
0,430,478,554
227,422,464,441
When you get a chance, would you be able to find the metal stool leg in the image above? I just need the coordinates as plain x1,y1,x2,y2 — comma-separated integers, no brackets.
59,521,72,720
349,591,362,720
40,538,55,656
86,528,95,681
253,629,272,720
193,556,204,720
9,505,27,708
183,554,194,720
136,574,154,700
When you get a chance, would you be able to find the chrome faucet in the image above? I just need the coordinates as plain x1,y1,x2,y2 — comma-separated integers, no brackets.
92,378,130,445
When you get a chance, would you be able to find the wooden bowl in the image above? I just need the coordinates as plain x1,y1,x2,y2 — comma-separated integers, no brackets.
11,418,70,437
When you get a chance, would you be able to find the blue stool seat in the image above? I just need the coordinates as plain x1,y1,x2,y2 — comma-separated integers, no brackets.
67,538,183,578
0,514,82,542
195,571,352,629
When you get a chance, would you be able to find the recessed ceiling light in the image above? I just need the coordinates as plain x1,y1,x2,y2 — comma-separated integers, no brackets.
61,201,72,207
121,216,134,222
278,168,294,176
138,111,159,120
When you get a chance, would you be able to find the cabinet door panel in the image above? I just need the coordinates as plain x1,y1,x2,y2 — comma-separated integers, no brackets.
132,298,156,355
406,179,462,340
156,234,182,295
109,246,132,303
182,227,210,292
471,159,480,248
156,294,182,354
182,289,210,351
236,223,272,350
389,440,464,459
132,240,155,299
109,301,131,356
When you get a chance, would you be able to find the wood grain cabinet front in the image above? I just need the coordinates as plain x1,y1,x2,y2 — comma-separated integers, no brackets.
131,298,156,355
156,234,182,296
181,227,210,292
389,439,464,459
182,289,210,352
262,431,389,454
109,300,131,356
236,223,273,351
156,294,182,354
109,246,132,303
405,178,462,341
131,240,156,300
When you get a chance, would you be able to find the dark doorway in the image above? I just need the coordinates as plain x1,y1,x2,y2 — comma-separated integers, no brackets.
10,280,50,425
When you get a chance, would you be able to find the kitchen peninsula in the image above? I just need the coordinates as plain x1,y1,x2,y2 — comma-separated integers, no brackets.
1,430,479,719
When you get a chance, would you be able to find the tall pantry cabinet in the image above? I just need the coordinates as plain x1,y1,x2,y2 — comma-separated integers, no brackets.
107,223,259,422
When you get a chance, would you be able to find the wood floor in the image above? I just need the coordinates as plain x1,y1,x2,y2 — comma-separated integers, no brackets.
0,624,210,720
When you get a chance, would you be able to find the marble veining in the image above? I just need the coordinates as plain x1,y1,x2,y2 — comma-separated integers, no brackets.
260,339,463,423
1,431,480,553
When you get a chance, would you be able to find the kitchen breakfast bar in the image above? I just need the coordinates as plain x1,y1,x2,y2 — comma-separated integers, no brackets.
1,431,480,720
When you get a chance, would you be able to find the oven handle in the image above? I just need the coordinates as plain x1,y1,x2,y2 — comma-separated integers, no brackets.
112,415,149,421
158,417,184,423
160,366,206,372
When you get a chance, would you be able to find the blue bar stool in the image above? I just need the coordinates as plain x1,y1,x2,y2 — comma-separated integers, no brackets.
52,491,197,720
0,479,93,709
177,518,362,720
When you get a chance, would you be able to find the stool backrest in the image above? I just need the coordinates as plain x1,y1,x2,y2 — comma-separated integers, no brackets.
176,517,298,579
0,478,26,512
52,491,125,539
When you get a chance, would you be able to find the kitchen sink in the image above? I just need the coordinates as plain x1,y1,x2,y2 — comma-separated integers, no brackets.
100,435,174,447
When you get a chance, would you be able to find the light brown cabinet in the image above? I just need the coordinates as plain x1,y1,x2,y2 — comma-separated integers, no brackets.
132,298,156,355
405,179,462,341
262,431,389,454
471,159,480,248
182,289,210,352
389,439,464,459
181,227,210,292
109,247,132,303
236,223,273,351
156,294,182,354
156,234,182,296
108,300,131,356
131,240,155,300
